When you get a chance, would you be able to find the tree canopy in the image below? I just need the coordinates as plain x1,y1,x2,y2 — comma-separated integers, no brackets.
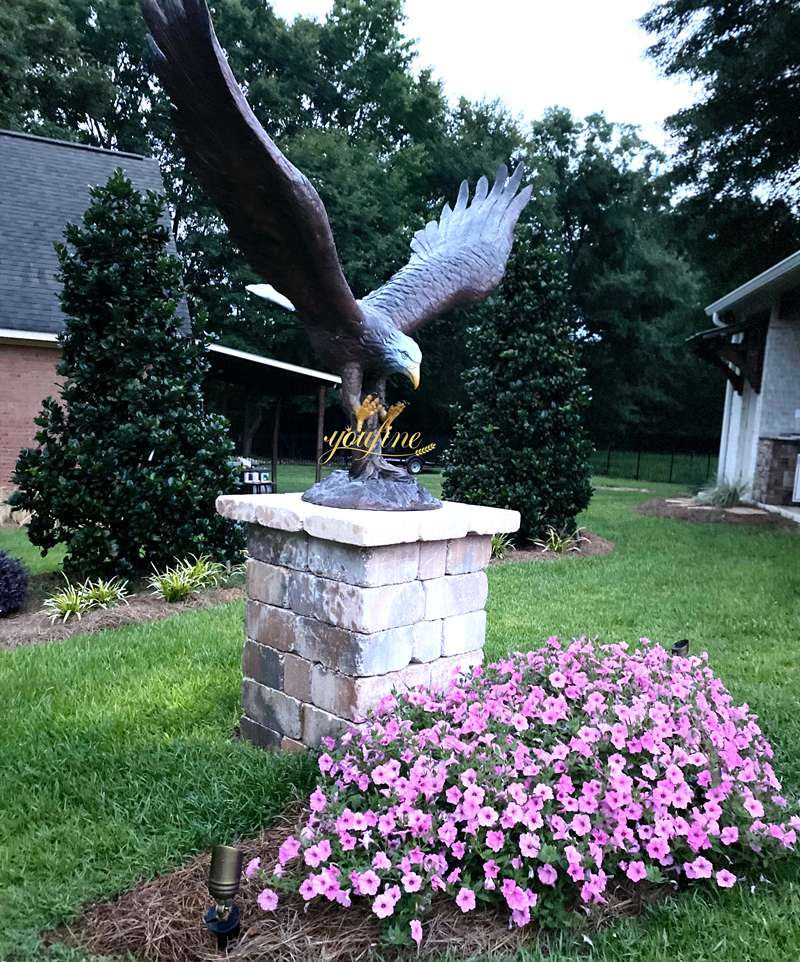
3,0,796,451
641,0,800,210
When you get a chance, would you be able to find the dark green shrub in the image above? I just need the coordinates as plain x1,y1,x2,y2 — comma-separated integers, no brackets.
442,226,593,541
11,170,242,578
0,551,28,615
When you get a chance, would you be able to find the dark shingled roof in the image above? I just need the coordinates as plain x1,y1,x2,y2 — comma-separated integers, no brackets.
0,129,173,335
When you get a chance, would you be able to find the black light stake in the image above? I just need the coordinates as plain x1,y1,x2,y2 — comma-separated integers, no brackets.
671,638,690,658
204,844,244,951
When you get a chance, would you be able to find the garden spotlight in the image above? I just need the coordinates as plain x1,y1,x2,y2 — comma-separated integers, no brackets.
204,844,243,951
671,638,689,658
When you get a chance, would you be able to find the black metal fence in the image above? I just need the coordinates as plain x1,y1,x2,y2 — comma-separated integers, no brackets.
590,449,717,485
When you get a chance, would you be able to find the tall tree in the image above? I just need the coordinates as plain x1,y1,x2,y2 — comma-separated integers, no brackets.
528,109,716,446
442,225,593,541
11,171,241,578
641,0,800,209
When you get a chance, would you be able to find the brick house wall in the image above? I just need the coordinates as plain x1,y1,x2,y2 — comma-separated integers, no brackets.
0,344,61,487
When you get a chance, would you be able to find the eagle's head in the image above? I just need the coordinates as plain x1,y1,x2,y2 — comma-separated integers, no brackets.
384,329,421,389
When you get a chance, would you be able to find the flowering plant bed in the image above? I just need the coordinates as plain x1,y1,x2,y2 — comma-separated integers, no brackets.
252,638,797,946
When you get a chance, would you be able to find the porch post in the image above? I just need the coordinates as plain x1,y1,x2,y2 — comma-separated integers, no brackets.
271,397,282,493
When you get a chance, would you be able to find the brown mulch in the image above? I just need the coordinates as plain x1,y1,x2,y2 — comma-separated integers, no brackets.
634,497,796,529
0,582,244,651
57,806,670,962
491,529,614,565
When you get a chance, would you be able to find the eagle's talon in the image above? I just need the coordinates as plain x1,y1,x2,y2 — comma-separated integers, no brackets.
381,401,406,430
354,394,380,432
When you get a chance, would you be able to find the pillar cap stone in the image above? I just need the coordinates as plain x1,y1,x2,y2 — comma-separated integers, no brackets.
216,492,520,546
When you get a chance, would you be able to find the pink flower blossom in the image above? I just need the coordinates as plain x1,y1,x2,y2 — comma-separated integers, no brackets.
571,814,591,836
372,893,396,919
716,869,737,888
355,870,380,896
278,837,300,865
456,887,476,912
486,830,505,853
372,851,391,870
519,832,540,857
625,861,647,882
309,788,327,812
410,919,423,946
257,888,278,911
538,864,557,886
245,857,261,877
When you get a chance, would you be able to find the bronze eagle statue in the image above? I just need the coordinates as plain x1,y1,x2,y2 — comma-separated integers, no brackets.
141,0,532,509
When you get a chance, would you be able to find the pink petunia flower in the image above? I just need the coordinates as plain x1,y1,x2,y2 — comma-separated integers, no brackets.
257,888,278,911
486,830,505,853
456,886,476,912
410,919,423,946
538,864,557,886
372,893,396,919
625,861,647,883
244,857,261,877
402,872,422,893
716,869,737,888
278,837,300,865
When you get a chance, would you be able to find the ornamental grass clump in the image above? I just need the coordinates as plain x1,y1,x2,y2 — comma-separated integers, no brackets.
250,638,797,946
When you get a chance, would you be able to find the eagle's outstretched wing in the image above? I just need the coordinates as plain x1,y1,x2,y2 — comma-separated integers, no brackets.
360,165,532,334
141,0,362,333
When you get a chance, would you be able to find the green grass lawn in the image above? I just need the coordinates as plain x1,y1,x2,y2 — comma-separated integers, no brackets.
0,525,64,575
2,482,799,961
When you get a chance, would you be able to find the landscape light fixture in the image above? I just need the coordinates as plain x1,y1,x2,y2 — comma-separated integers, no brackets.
204,844,243,951
671,638,690,658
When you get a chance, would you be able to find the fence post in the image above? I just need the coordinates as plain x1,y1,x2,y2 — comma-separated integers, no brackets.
669,452,675,483
605,447,612,475
635,451,641,481
706,453,712,479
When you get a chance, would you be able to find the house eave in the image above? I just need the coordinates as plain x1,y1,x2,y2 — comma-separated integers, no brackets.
208,343,341,386
0,328,60,347
705,249,800,316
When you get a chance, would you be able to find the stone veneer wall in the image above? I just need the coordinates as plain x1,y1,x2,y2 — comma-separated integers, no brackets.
752,437,800,505
240,526,491,751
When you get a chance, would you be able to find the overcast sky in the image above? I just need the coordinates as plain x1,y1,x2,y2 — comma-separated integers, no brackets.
268,0,696,153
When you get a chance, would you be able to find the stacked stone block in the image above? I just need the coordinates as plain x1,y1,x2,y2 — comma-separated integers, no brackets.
216,493,520,751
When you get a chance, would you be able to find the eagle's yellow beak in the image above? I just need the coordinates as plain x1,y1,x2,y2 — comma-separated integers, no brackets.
407,363,421,390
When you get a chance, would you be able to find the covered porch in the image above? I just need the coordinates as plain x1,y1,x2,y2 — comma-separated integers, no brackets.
208,344,340,493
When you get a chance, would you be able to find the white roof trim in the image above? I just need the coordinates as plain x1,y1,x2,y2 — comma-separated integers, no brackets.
0,329,341,385
705,249,800,315
0,328,60,345
208,343,341,384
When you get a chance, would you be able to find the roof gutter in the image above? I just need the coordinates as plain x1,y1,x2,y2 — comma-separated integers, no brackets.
705,249,800,316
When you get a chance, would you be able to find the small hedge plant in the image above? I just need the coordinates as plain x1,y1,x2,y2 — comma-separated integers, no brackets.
148,554,229,602
43,576,129,623
0,551,28,616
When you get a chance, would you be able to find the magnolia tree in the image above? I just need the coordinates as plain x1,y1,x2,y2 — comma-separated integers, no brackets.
12,170,242,578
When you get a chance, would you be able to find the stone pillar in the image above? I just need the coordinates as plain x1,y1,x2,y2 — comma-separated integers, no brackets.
216,493,520,750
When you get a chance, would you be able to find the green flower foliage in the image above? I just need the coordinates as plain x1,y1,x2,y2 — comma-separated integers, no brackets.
11,170,243,578
442,226,593,542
